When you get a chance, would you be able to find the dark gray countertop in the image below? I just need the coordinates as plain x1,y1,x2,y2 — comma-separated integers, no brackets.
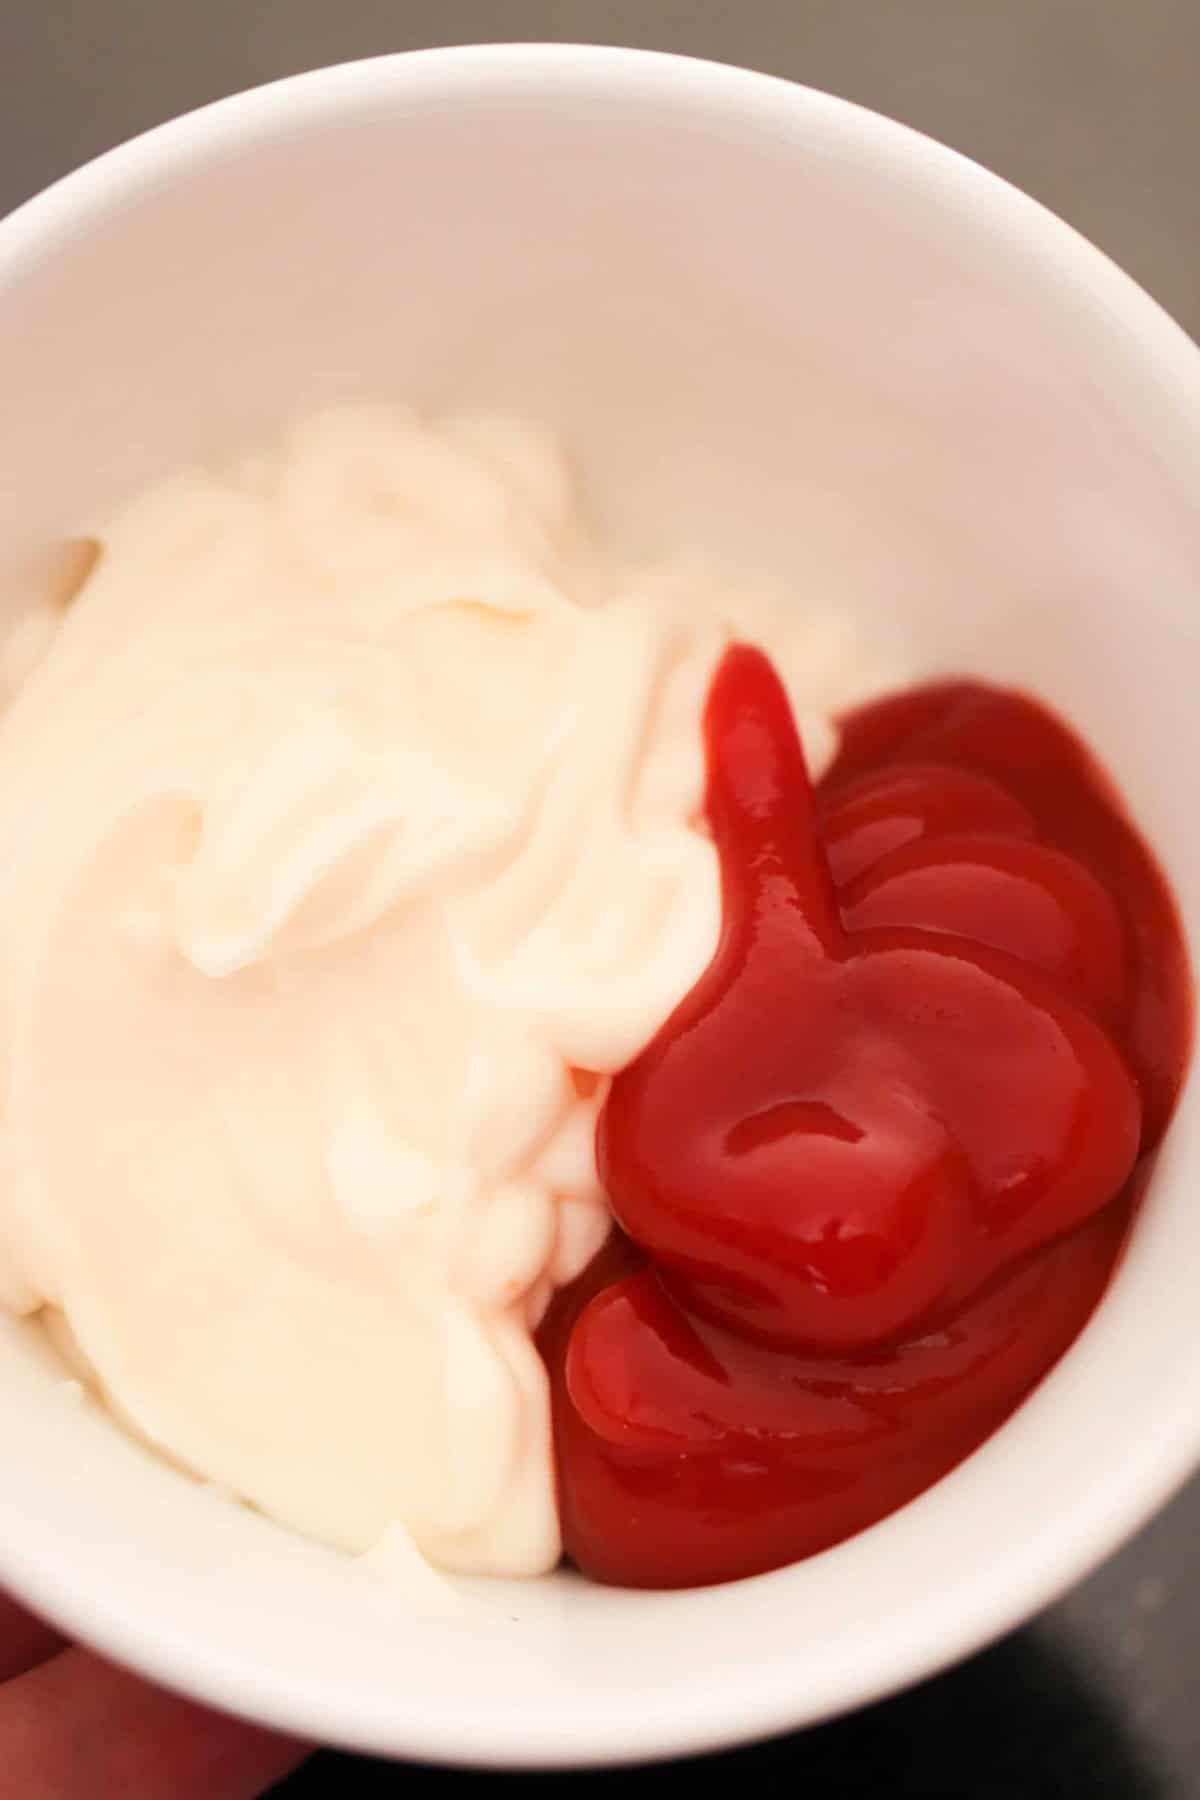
3,3,1198,1793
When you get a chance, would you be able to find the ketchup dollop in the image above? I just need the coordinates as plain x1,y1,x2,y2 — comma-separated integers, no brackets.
540,650,1190,1589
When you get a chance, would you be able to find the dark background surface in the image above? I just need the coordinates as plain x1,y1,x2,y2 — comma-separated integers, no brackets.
3,2,1198,1793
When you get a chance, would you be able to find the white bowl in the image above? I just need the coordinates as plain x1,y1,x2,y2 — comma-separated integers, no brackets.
1,43,1199,1771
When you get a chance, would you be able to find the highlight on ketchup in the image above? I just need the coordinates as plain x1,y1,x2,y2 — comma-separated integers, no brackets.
539,647,1192,1589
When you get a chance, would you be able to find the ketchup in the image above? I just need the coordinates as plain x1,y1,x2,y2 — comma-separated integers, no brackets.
540,649,1191,1589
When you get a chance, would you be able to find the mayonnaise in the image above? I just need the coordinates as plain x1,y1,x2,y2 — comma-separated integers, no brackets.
0,406,892,1573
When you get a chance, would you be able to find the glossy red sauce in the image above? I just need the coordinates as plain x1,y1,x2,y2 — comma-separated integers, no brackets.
540,650,1191,1589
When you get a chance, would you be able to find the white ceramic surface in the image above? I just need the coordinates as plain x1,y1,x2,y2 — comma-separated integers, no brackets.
0,44,1199,1770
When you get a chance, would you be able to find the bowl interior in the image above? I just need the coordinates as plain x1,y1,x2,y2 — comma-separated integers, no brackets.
0,45,1198,1768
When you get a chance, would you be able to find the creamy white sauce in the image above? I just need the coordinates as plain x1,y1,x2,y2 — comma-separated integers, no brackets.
0,406,893,1573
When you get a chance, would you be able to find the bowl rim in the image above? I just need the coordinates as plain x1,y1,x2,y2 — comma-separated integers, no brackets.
1,40,1199,1770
